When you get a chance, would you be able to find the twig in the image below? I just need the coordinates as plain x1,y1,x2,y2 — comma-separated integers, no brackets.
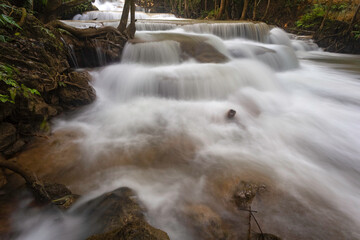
238,207,264,240
251,211,264,239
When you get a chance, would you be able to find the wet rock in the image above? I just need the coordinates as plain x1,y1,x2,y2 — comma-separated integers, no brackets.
3,139,25,156
79,187,169,240
0,123,17,152
184,204,232,240
227,109,236,119
181,40,229,63
52,194,80,209
251,233,282,240
43,182,72,199
233,181,266,210
58,72,96,110
27,97,58,118
87,220,170,240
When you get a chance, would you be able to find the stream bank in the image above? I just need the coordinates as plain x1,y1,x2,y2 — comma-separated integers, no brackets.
0,1,129,160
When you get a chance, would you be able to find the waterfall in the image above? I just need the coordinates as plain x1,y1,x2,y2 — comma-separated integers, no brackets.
12,2,360,240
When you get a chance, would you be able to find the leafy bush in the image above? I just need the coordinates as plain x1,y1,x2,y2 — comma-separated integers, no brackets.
296,4,325,29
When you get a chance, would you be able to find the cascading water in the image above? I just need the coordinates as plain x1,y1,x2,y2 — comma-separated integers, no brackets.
12,1,360,240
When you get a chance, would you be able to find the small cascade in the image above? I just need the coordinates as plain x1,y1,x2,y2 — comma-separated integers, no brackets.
290,35,320,51
135,22,177,31
68,45,79,68
256,45,299,71
225,39,299,71
94,60,279,101
121,41,182,65
181,22,270,41
269,28,292,47
93,0,124,11
73,11,178,21
94,40,108,66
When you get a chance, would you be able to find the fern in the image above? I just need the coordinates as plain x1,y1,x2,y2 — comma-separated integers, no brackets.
0,64,41,104
0,14,22,29
0,35,7,42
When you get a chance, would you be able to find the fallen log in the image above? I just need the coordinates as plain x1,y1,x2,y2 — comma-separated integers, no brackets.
0,156,51,202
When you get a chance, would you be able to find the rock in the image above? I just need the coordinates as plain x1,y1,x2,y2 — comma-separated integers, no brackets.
0,169,7,189
3,139,25,156
58,72,96,109
27,97,58,118
233,181,266,210
184,204,232,240
0,123,17,152
78,187,169,240
43,182,72,199
251,233,282,240
227,109,236,119
87,220,170,240
60,0,98,20
0,103,14,122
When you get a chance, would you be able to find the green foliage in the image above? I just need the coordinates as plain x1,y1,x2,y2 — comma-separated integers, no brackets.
40,117,50,132
331,2,348,12
58,81,67,87
207,9,219,19
0,93,12,103
0,3,12,9
0,14,22,30
0,35,6,42
35,26,56,39
0,64,41,104
296,4,325,29
352,30,360,40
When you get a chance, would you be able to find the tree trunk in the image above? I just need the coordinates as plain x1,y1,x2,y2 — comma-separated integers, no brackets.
231,0,236,19
126,0,136,39
252,0,257,20
240,0,249,20
51,20,125,38
118,0,130,32
216,0,226,19
184,0,188,17
205,0,207,11
347,3,360,32
262,0,270,20
319,0,333,31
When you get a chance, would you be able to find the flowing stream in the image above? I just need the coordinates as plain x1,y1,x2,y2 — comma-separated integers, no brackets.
13,1,360,240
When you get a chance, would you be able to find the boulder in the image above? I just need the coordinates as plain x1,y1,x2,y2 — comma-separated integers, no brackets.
77,187,169,240
58,72,96,110
87,220,170,240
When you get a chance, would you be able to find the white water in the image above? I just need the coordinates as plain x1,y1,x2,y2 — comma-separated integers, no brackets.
13,1,360,240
